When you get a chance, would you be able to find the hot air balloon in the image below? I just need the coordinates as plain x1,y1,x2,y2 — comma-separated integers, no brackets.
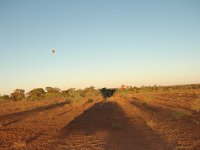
52,50,55,53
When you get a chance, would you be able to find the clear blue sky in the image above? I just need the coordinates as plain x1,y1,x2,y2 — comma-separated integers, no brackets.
0,0,200,94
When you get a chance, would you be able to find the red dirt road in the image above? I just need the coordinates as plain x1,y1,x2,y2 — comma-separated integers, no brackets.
0,98,172,150
47,99,171,150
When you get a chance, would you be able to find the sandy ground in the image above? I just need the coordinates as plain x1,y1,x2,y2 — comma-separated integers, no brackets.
0,94,199,150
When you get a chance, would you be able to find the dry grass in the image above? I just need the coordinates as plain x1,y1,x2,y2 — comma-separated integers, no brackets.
146,119,156,130
191,97,200,112
13,141,26,149
171,109,192,120
191,119,200,125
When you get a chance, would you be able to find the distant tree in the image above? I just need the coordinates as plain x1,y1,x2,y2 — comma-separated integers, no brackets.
0,95,10,101
61,88,84,103
2,95,9,99
83,86,101,98
28,88,45,100
45,87,61,93
100,88,116,99
152,85,159,91
61,88,76,98
10,89,25,101
45,87,61,99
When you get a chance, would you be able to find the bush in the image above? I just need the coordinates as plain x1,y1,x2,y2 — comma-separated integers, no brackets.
87,98,94,103
2,95,10,99
27,88,45,100
10,89,25,101
0,95,10,102
100,88,116,99
83,86,101,98
44,87,61,99
112,122,121,130
62,87,101,103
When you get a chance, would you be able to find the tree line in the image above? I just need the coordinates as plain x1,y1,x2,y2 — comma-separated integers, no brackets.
0,86,116,102
115,84,200,95
0,84,200,102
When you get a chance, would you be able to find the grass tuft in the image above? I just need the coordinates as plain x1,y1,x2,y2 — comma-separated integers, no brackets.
112,122,122,130
87,98,94,103
13,141,26,149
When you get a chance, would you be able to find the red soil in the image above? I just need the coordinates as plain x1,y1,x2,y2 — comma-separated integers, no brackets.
0,93,199,150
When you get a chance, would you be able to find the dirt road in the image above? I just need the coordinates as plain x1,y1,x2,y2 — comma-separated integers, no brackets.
0,98,173,150
44,98,171,150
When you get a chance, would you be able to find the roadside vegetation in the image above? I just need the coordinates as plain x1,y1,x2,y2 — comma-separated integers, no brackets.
0,86,116,103
115,84,200,96
191,96,200,112
1,84,200,109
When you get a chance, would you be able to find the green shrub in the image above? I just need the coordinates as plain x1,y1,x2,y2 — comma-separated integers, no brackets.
2,95,10,99
172,110,192,119
87,98,94,103
10,89,25,101
44,87,61,99
172,111,186,119
112,122,121,130
112,122,122,130
100,88,116,99
28,88,45,100
0,95,10,102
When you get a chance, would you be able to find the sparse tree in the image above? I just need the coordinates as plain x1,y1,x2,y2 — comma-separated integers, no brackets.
0,95,10,101
45,87,61,99
10,89,25,101
28,88,45,100
100,88,116,99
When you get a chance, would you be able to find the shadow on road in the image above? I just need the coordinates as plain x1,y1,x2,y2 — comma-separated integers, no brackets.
0,101,70,120
57,100,169,150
